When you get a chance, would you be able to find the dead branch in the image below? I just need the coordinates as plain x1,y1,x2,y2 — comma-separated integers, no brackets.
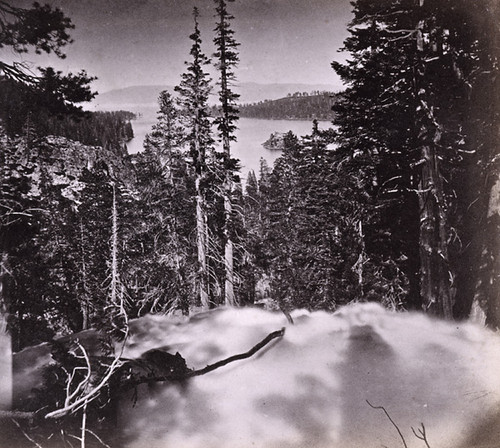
118,326,286,387
45,355,124,420
80,403,87,448
189,327,285,377
64,343,92,409
85,428,112,448
280,306,294,325
412,423,431,448
12,325,284,430
10,418,43,448
366,400,408,448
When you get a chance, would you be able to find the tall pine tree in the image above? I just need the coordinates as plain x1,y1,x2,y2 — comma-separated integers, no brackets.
332,0,499,320
213,0,240,306
175,7,214,309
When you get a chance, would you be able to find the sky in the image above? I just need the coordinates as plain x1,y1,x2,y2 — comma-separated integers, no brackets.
4,0,353,94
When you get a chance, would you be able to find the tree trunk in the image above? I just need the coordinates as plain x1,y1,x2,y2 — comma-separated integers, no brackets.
414,10,454,319
352,220,365,298
484,177,500,328
110,183,119,307
470,174,500,328
193,112,210,310
221,113,236,306
80,219,89,330
224,177,236,306
417,143,453,318
196,177,209,310
215,0,239,307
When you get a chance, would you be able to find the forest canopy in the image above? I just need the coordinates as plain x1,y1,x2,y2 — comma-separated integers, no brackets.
1,0,499,348
237,91,337,121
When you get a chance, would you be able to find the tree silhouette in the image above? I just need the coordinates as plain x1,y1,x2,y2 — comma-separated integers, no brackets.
213,0,240,306
176,7,214,309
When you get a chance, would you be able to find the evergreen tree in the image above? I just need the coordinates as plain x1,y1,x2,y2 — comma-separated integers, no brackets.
0,64,97,137
213,0,240,306
175,7,214,309
240,170,265,304
0,1,74,83
449,0,500,327
332,0,499,320
247,123,410,313
0,1,97,138
124,91,194,316
1,136,42,350
35,170,82,335
124,149,196,316
1,136,88,349
0,1,95,353
77,163,114,328
143,90,185,180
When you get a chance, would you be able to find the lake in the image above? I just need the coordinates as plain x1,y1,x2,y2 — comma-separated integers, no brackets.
126,108,331,180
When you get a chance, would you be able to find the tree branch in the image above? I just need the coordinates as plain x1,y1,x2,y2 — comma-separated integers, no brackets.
189,327,285,377
45,356,124,420
411,423,431,448
10,418,43,448
366,400,408,448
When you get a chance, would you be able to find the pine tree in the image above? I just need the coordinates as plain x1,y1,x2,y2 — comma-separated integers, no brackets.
447,0,500,326
125,148,195,316
0,0,95,358
175,7,214,310
77,163,114,328
332,0,499,319
0,1,74,83
143,90,185,182
213,0,240,306
1,135,45,350
125,90,194,315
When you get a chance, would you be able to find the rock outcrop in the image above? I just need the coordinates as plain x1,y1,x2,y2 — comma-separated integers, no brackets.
1,129,135,201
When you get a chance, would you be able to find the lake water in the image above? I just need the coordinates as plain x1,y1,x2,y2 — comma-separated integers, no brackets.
126,107,331,180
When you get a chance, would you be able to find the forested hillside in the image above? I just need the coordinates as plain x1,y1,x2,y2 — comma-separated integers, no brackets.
238,91,337,120
41,110,135,150
0,77,135,150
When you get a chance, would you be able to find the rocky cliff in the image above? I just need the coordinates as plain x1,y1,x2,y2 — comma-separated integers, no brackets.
1,129,135,202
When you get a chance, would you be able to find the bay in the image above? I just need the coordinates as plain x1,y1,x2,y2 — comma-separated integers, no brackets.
126,107,331,179
232,118,330,179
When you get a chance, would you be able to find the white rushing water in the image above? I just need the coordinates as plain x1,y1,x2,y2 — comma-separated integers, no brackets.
8,303,500,447
114,303,500,448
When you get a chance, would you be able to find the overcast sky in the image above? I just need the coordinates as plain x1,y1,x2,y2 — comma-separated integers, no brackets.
5,0,353,94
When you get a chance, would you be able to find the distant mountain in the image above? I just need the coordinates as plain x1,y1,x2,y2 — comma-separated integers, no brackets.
90,85,174,111
91,82,343,112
